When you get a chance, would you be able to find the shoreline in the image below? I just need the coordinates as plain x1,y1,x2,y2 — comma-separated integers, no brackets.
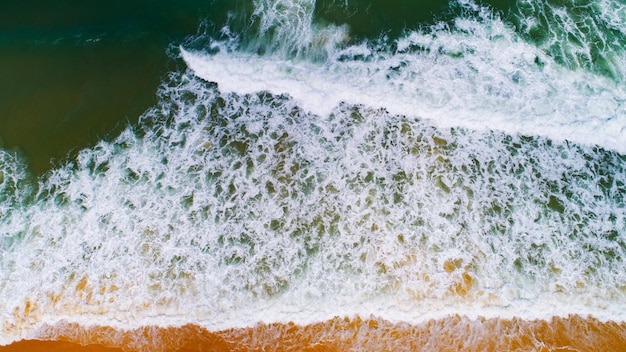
2,314,625,351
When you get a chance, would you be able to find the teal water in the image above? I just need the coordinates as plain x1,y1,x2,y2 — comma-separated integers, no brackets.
0,0,226,174
1,0,625,347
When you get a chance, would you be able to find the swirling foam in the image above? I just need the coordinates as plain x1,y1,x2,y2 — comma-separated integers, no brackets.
183,0,626,154
1,71,625,344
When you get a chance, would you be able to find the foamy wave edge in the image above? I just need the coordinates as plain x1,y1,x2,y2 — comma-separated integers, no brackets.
180,46,626,155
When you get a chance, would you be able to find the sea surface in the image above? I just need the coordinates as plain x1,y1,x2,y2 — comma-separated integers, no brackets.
1,0,626,350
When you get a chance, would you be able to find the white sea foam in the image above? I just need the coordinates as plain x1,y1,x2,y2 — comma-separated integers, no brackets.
182,30,626,154
248,0,350,59
181,0,626,154
1,71,625,345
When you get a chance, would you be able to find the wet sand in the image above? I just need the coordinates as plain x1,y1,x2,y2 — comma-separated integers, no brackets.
2,314,625,351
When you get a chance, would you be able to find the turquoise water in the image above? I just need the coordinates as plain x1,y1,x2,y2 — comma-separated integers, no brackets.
1,0,625,346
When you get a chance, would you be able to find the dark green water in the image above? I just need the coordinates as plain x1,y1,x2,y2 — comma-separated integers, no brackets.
314,0,453,39
0,0,230,174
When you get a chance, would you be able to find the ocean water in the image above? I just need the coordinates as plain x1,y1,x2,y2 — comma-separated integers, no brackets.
1,0,626,350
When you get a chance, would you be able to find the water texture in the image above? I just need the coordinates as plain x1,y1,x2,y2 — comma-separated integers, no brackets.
1,0,625,349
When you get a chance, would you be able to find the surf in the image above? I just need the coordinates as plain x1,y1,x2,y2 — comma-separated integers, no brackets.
182,0,626,154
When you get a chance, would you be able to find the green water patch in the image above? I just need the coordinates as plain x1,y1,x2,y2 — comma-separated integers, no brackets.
0,43,165,175
314,0,454,41
0,0,234,175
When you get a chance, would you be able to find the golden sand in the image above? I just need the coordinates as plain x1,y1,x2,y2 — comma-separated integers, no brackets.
2,314,625,351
